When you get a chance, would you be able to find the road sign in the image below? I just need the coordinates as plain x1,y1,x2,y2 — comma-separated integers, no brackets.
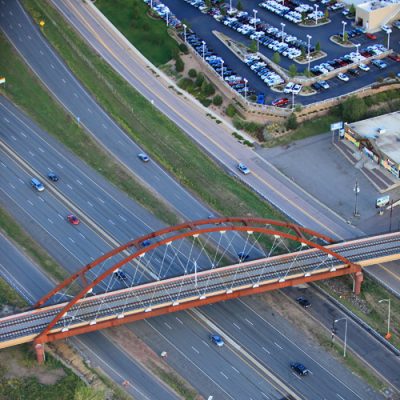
330,121,343,131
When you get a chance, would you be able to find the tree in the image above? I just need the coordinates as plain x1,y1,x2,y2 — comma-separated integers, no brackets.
213,95,223,106
315,41,321,52
324,9,329,19
341,96,367,121
195,72,205,87
201,81,215,96
205,0,211,8
349,3,356,15
179,43,188,54
249,40,258,53
188,68,197,78
237,0,243,11
286,113,298,130
288,64,297,77
175,56,184,72
301,11,307,23
343,32,348,43
272,52,281,64
301,47,306,58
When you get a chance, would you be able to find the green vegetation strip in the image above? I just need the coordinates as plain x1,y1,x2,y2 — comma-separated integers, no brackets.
0,30,178,227
0,206,66,283
0,278,27,308
22,0,282,223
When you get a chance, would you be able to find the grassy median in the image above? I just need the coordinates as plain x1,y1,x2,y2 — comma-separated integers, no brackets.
21,0,282,222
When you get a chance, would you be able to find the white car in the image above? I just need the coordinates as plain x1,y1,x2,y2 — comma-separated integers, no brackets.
284,82,294,93
292,84,302,94
318,80,330,89
237,163,250,175
381,25,392,33
338,73,350,82
359,63,370,71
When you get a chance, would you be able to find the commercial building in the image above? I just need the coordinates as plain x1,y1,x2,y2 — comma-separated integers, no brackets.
344,112,400,178
355,0,400,32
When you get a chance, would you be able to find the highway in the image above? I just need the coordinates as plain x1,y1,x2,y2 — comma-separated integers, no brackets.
0,98,386,399
0,0,358,241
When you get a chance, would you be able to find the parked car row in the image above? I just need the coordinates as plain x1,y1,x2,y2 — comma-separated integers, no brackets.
259,0,314,24
283,81,302,94
244,54,285,87
143,0,182,28
183,31,255,97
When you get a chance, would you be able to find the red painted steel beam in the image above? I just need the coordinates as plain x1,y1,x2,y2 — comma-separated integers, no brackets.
37,264,360,344
33,218,334,308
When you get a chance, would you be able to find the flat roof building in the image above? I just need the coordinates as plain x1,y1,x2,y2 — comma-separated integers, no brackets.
344,112,400,178
355,0,400,32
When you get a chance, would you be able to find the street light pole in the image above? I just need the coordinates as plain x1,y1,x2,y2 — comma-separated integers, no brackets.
280,22,285,43
314,4,319,25
378,299,391,339
307,34,312,61
244,78,248,102
389,200,394,232
387,30,391,49
291,90,295,111
342,21,347,42
334,318,348,357
253,9,258,31
229,0,232,13
183,24,187,42
166,10,169,27
355,43,360,63
221,59,224,80
202,40,206,60
353,179,360,217
150,0,153,10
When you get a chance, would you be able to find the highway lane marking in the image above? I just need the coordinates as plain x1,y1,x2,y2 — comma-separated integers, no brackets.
102,123,107,129
175,316,183,324
233,322,241,330
11,135,16,141
58,213,64,219
38,196,44,202
87,200,93,207
73,92,78,98
9,183,15,189
262,347,270,354
50,63,55,69
274,342,283,350
119,215,127,222
245,318,253,326
108,219,115,225
191,346,200,354
231,366,240,374
202,339,210,347
220,371,229,380
56,163,63,169
76,179,83,185
39,50,43,55
47,218,53,224
28,150,34,156
27,200,33,206
98,197,105,203
62,78,66,84
79,232,86,239
66,184,73,190
68,237,75,243
18,178,24,184
0,162,5,167
27,35,31,40
66,2,343,240
38,147,44,153
20,131,26,138
18,23,21,28
3,117,9,123
261,392,270,399
163,322,172,330
336,394,345,400
87,107,92,113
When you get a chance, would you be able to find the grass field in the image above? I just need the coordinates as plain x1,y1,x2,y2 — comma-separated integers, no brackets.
96,0,180,66
21,0,282,223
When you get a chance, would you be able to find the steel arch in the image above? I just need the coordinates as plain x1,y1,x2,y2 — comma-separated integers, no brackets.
34,218,354,345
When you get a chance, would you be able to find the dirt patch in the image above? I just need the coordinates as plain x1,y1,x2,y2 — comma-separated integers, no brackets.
2,349,65,385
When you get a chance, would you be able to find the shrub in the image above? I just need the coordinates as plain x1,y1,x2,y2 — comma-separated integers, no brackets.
195,73,205,87
212,95,223,106
199,98,212,107
179,43,189,54
315,41,321,52
286,113,298,130
288,64,297,77
178,77,194,91
272,52,281,64
226,104,237,117
175,56,185,73
340,96,367,122
188,68,197,78
201,81,215,97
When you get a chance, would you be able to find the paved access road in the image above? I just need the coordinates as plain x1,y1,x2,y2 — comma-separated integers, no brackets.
0,234,178,400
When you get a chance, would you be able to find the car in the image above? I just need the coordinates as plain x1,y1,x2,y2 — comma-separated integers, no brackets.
271,97,289,107
114,270,129,282
238,251,250,261
141,239,151,247
256,93,265,104
291,362,310,376
394,20,400,30
388,53,400,62
210,334,224,347
348,68,359,76
365,33,377,40
318,80,330,89
283,82,294,93
67,214,80,225
359,63,370,71
31,178,45,192
337,73,350,82
237,163,250,175
312,82,322,91
291,84,302,94
47,172,59,182
372,59,387,69
381,25,392,33
296,296,311,308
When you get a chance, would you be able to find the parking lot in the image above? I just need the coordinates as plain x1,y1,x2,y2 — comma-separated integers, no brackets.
157,0,400,105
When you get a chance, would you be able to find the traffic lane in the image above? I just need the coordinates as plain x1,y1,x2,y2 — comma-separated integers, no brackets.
132,313,284,400
201,298,383,400
366,263,400,298
0,98,165,242
0,232,53,302
0,0,213,221
53,0,362,240
284,286,400,390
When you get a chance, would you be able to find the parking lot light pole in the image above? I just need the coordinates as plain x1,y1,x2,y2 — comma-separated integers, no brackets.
280,22,285,43
150,0,153,10
253,9,258,31
353,179,360,217
183,24,187,42
355,43,360,63
314,4,319,25
202,40,206,60
334,318,348,357
220,59,224,80
387,29,391,49
306,34,312,69
342,21,347,41
378,299,391,339
291,90,295,110
166,10,169,27
229,0,232,13
244,78,248,102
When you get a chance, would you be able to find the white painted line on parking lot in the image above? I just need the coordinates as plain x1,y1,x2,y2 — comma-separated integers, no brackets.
67,184,73,190
87,201,93,207
79,233,86,239
245,318,253,326
202,340,210,348
3,117,9,123
56,163,63,169
0,162,5,167
336,394,345,400
175,316,183,324
68,237,75,243
262,346,270,354
231,366,240,374
58,214,64,219
261,391,270,399
62,78,66,84
76,179,83,185
9,183,15,189
10,135,16,141
27,35,31,40
108,219,115,225
233,322,241,330
164,322,172,330
220,371,229,380
47,218,53,224
38,147,44,153
274,342,283,350
27,200,33,206
28,150,34,156
102,123,107,129
50,63,55,69
87,108,92,113
39,50,43,55
73,92,78,98
18,23,21,28
98,197,105,204
38,197,44,202
18,178,24,184
119,215,127,222
20,131,26,138
153,175,160,181
192,346,200,354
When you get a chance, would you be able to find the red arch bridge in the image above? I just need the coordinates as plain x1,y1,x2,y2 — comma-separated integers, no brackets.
1,217,399,363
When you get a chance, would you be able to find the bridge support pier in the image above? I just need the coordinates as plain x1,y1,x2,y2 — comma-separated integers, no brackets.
34,343,45,364
353,271,364,295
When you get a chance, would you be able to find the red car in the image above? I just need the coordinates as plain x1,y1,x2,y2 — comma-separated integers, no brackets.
272,98,289,107
67,214,80,225
388,53,400,62
365,33,377,40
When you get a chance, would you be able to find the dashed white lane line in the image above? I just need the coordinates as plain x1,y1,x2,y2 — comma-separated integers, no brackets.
102,123,107,129
98,197,105,204
87,201,93,207
191,346,200,354
220,371,229,380
231,366,240,374
47,218,53,224
61,78,66,84
164,322,172,330
66,184,73,190
9,183,15,189
68,237,75,243
38,147,44,153
201,340,210,348
39,50,44,55
262,346,270,354
175,316,183,325
79,233,86,239
76,179,83,185
27,200,33,206
108,219,115,225
245,318,253,326
233,322,241,330
56,163,63,169
20,131,27,138
50,63,55,69
3,117,9,123
274,342,283,350
119,215,127,222
336,394,345,400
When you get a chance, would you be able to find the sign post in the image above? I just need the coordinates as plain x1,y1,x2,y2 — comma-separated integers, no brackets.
330,121,343,144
